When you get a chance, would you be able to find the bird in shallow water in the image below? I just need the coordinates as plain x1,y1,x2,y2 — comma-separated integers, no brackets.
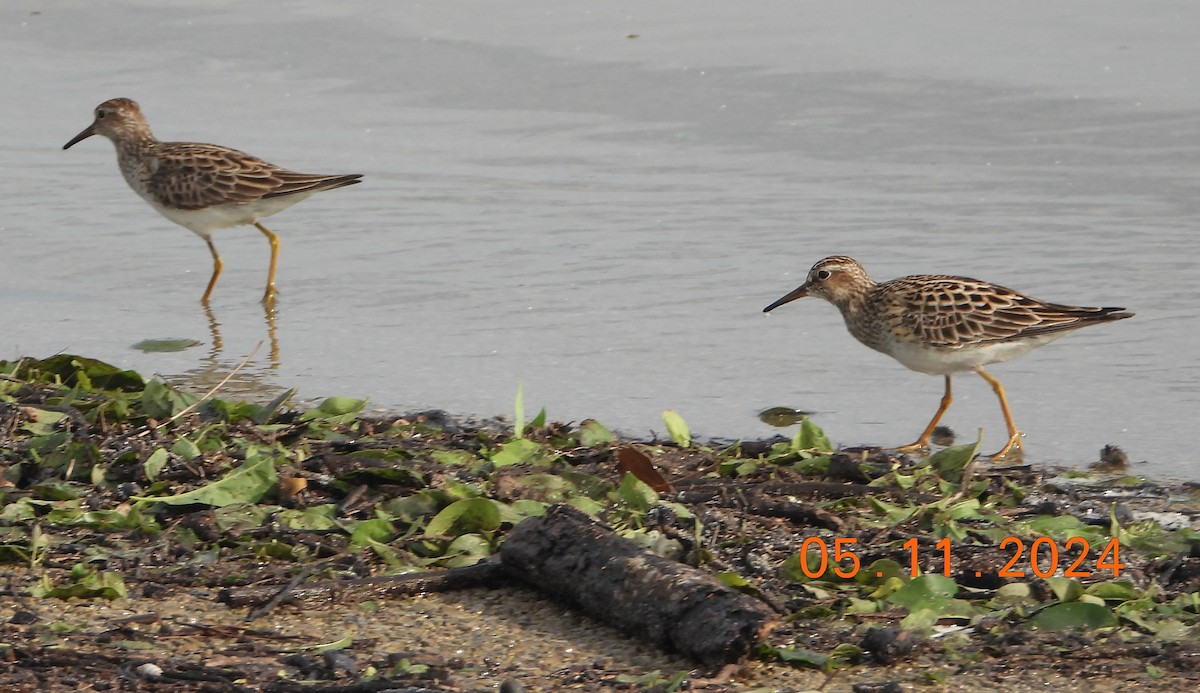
763,255,1133,458
63,97,362,306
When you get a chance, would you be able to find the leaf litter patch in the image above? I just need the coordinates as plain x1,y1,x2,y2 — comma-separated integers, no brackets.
0,354,1198,691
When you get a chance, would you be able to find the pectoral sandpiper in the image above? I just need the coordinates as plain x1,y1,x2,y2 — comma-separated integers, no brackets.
763,256,1133,458
64,98,362,306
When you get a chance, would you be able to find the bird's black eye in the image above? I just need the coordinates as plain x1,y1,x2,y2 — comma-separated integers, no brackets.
816,269,832,280
96,109,107,119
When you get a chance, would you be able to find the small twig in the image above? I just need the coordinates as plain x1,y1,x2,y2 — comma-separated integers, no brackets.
219,560,511,609
959,455,983,495
246,567,311,622
945,429,986,504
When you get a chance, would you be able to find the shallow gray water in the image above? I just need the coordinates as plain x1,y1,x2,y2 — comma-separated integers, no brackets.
2,2,1197,478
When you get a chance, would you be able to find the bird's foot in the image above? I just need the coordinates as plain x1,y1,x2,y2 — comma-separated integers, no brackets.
894,440,930,455
988,432,1025,462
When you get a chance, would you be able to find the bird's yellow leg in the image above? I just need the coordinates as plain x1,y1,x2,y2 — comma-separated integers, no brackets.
202,238,223,304
896,375,952,452
974,365,1023,459
254,222,280,306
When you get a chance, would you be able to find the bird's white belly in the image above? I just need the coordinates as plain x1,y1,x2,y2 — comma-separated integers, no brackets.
883,334,1066,375
142,194,314,239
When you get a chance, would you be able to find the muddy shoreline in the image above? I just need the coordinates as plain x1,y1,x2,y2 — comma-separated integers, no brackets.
1,355,1198,692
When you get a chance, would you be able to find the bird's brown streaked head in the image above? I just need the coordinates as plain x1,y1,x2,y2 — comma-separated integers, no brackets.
763,255,872,312
63,98,149,150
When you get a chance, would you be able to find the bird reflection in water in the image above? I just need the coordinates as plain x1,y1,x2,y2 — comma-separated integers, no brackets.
161,304,284,402
203,303,282,370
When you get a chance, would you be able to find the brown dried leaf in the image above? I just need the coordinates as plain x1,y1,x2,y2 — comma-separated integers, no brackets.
616,446,671,494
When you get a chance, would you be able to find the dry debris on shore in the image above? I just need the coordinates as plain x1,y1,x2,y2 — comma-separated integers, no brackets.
1,355,1198,692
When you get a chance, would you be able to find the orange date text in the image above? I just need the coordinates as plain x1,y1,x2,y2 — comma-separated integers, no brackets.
793,536,1124,580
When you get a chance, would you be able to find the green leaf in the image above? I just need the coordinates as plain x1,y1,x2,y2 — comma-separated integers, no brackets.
901,607,942,630
888,574,959,610
42,503,83,524
929,440,980,483
30,568,127,600
856,559,905,585
430,449,475,466
795,419,832,452
1118,520,1195,557
441,480,484,501
18,407,67,436
1144,619,1192,643
995,582,1034,603
514,383,526,439
1084,580,1142,602
299,397,366,423
617,472,659,513
1046,577,1085,603
131,338,202,353
528,407,547,429
141,379,197,420
0,499,39,522
143,448,169,481
1028,602,1118,631
32,482,83,501
829,642,863,669
866,496,918,525
311,632,354,653
490,438,541,467
278,505,339,531
942,498,983,521
442,533,492,567
662,410,691,448
333,456,425,487
171,437,201,461
389,658,429,675
792,455,830,475
1020,515,1106,543
578,419,617,446
565,497,606,515
507,499,549,520
499,473,571,503
348,518,396,548
133,451,277,507
773,646,828,668
714,572,754,589
425,498,503,536
251,388,296,425
381,490,445,522
63,507,159,533
844,597,879,614
29,355,145,391
777,551,810,583
213,503,271,532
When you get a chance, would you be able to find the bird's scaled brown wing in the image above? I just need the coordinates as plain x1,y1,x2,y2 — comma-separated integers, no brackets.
879,275,1108,348
266,170,363,198
146,142,286,210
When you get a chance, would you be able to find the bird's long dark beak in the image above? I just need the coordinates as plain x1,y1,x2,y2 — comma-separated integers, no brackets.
763,284,810,313
63,122,97,150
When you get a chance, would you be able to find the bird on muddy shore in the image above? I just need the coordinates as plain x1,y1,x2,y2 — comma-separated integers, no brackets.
763,255,1133,459
63,97,362,307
